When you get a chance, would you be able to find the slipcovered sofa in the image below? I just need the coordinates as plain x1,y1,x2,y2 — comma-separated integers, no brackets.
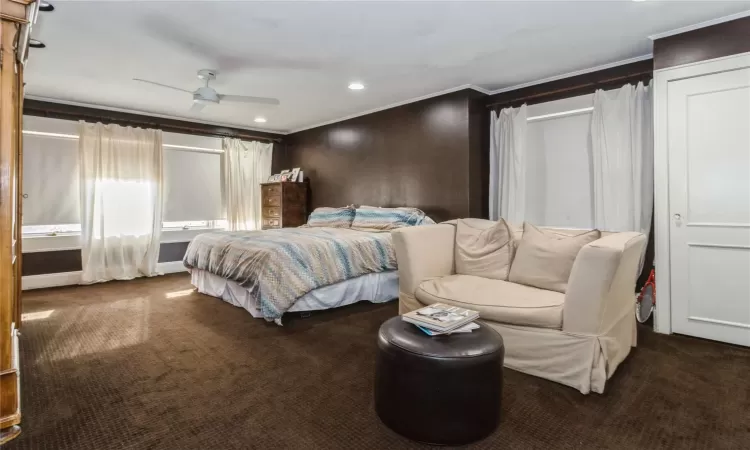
392,219,647,394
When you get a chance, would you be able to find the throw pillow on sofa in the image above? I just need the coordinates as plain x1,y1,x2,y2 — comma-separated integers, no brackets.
455,218,515,280
509,222,600,293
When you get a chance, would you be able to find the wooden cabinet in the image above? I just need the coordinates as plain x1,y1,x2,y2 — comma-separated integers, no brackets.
260,182,308,229
1,0,38,444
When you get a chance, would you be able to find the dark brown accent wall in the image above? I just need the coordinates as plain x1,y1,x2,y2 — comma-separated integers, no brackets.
653,17,750,70
468,94,490,219
22,242,190,276
278,89,488,222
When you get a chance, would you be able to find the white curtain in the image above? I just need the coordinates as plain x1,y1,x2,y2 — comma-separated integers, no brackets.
78,122,164,283
223,138,273,231
489,105,528,222
591,82,653,234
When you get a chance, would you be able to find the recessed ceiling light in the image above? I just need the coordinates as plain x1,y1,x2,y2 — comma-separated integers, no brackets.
348,82,365,90
254,117,267,123
29,39,45,49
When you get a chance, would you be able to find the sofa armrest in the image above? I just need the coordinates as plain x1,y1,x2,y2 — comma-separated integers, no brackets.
563,232,647,335
392,224,456,313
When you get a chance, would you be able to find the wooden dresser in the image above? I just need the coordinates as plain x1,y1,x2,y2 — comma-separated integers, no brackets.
260,182,308,229
1,0,39,444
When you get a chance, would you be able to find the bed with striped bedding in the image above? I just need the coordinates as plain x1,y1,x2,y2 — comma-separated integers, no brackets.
183,227,396,321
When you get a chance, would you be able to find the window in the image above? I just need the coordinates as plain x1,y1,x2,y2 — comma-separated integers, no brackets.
22,117,228,235
524,93,595,229
22,224,82,236
162,133,225,228
163,220,211,229
22,127,81,235
163,220,227,230
90,178,159,239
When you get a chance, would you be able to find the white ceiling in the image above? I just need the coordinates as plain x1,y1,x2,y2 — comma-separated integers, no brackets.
26,1,750,134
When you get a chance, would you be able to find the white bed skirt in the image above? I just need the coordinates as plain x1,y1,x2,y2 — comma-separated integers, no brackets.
191,269,398,319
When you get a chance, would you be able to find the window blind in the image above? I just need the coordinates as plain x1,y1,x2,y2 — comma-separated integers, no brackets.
524,94,594,229
163,149,224,222
22,134,80,226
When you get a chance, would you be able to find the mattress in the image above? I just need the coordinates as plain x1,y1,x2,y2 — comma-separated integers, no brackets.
191,269,398,322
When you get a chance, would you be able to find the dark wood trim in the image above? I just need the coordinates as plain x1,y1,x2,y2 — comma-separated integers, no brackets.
23,99,284,143
21,241,190,276
21,250,81,276
157,242,190,264
468,91,490,219
653,17,750,71
485,59,653,111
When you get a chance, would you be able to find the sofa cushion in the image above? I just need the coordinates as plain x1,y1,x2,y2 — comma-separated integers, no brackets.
509,223,601,293
455,218,514,280
415,274,564,329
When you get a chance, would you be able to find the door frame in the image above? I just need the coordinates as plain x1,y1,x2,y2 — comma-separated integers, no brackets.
652,51,750,335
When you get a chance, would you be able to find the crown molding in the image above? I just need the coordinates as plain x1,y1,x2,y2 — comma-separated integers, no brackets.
485,54,653,96
23,95,286,135
469,85,492,95
287,84,487,134
648,10,750,40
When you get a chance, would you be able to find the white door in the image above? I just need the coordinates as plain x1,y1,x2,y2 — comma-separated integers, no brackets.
668,63,750,347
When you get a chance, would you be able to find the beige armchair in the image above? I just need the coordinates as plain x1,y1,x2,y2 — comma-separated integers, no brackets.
392,220,647,394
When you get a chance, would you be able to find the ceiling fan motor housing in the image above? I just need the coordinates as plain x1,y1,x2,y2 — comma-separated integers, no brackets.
194,87,220,104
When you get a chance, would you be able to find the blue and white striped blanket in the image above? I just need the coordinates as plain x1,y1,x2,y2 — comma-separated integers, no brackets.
183,227,396,321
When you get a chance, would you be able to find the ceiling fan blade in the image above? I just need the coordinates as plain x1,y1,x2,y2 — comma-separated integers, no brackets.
133,78,193,94
219,94,280,106
190,102,206,113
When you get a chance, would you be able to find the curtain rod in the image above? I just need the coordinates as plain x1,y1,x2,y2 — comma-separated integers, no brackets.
150,122,283,144
24,108,283,143
486,71,652,110
22,130,225,154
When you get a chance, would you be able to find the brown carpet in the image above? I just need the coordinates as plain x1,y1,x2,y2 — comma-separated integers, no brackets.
4,274,749,450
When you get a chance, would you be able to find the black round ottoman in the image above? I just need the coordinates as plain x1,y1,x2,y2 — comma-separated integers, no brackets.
374,316,504,445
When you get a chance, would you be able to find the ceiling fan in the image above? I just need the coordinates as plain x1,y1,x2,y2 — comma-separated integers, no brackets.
133,69,280,112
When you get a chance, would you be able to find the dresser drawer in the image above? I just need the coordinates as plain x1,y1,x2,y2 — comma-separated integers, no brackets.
263,195,281,207
263,218,281,228
263,207,281,218
262,184,282,197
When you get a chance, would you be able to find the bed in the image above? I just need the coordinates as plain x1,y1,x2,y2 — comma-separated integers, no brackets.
183,206,432,323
